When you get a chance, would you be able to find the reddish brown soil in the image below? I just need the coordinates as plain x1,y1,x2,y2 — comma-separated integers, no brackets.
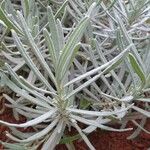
0,100,150,150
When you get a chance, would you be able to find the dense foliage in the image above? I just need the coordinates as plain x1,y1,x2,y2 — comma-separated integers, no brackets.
0,0,150,149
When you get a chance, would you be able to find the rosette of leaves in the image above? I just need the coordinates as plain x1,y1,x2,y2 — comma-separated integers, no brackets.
0,1,136,150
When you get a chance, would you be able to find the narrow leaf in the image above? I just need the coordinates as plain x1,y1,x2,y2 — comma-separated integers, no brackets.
43,28,57,67
132,106,150,117
71,115,132,132
71,119,95,150
6,118,59,142
11,29,55,92
56,16,90,80
0,142,27,150
55,0,68,19
47,6,60,55
16,11,56,87
67,104,133,117
0,109,56,127
0,7,22,34
128,53,146,85
21,0,29,18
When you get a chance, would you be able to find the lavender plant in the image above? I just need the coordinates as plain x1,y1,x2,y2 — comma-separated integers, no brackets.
0,0,150,150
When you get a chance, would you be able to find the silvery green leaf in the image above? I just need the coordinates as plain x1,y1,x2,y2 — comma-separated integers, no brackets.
69,0,83,18
121,95,134,102
19,76,57,96
136,98,150,103
71,119,95,150
67,103,133,117
5,0,17,18
86,2,97,17
6,118,59,142
0,109,56,127
132,119,150,134
0,141,28,150
47,6,60,55
128,53,146,85
3,94,46,114
10,127,35,139
56,19,65,50
100,93,125,102
5,63,53,105
83,117,111,134
16,11,57,87
2,74,50,108
56,2,96,81
41,120,65,150
71,115,133,132
0,7,22,34
62,43,81,80
132,106,150,117
21,0,29,18
55,0,68,19
43,28,57,67
11,30,55,92
56,16,90,81
0,19,6,27
127,118,149,139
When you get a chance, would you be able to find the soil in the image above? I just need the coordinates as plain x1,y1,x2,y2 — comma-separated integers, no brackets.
0,99,150,150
